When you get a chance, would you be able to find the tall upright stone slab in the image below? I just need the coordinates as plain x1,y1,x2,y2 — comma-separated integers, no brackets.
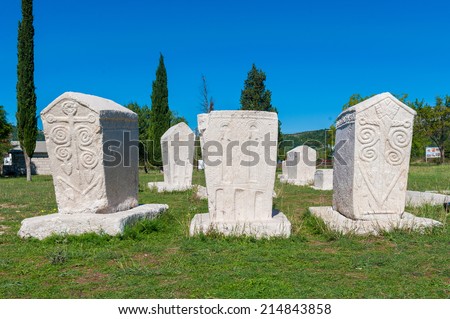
310,93,442,234
333,93,415,220
283,145,316,186
190,110,291,238
42,92,138,214
148,122,194,192
18,92,167,239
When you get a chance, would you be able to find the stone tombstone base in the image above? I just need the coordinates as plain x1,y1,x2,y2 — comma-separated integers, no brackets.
18,204,168,240
280,178,312,186
309,207,442,235
190,211,291,238
148,182,192,193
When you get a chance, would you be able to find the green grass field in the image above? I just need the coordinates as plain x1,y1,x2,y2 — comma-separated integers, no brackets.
0,165,448,298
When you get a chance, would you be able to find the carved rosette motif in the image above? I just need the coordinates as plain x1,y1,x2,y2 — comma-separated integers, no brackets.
45,100,101,200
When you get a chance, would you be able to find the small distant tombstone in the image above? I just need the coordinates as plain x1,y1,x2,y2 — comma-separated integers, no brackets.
310,92,442,234
148,122,194,192
283,145,316,186
190,110,291,238
198,159,205,170
313,169,333,190
278,160,288,181
18,92,167,239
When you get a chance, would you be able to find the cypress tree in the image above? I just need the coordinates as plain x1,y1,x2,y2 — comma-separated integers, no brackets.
16,0,37,181
149,53,171,167
240,64,274,112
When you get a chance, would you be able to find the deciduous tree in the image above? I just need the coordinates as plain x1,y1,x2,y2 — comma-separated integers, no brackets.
414,96,450,163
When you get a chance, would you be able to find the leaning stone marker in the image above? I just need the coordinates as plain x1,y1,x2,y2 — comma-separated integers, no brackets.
190,110,291,238
310,92,442,234
148,122,194,192
282,145,316,186
18,92,167,239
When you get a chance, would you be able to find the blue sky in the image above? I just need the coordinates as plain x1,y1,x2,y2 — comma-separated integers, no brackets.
1,0,450,133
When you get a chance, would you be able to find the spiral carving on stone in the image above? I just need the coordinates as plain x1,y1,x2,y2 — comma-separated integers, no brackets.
358,125,379,162
50,125,70,145
386,127,409,165
77,126,94,146
80,150,98,169
55,145,72,161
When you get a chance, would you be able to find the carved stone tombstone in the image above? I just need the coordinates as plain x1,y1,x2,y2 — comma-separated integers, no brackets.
148,122,194,192
278,160,288,181
310,93,442,234
313,169,333,190
18,92,167,239
284,145,316,185
190,110,291,238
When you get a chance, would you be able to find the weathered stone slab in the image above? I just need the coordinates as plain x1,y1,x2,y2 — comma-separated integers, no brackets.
282,146,316,186
18,204,168,240
312,169,333,190
40,92,139,214
148,122,195,192
18,92,169,239
190,110,291,237
310,93,441,234
309,206,442,235
278,160,288,181
406,190,450,207
190,211,291,238
333,92,416,220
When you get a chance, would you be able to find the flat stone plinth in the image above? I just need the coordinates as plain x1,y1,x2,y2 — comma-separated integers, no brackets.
148,182,192,193
195,185,208,199
190,211,291,238
309,206,442,235
281,179,312,186
18,204,168,240
406,191,450,207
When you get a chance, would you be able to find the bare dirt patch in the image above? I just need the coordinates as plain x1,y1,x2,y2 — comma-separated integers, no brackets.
75,269,109,285
132,252,160,266
0,203,26,209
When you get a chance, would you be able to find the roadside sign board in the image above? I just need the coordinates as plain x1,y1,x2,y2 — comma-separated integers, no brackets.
426,147,441,159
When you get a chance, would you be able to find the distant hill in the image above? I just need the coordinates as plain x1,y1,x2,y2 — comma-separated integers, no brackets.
282,129,330,150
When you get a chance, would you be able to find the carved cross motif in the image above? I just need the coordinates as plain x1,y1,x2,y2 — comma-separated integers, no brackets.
45,101,101,200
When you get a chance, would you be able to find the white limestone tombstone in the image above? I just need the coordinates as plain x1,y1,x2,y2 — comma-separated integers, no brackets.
309,92,442,234
148,122,194,192
312,169,333,190
18,92,167,239
283,145,316,186
278,160,288,181
190,110,291,238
